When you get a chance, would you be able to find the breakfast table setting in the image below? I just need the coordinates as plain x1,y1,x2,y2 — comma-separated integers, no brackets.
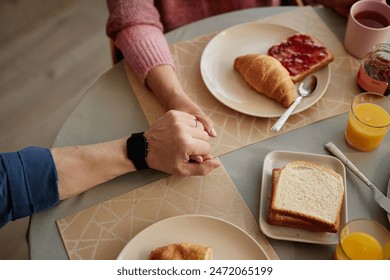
28,5,390,260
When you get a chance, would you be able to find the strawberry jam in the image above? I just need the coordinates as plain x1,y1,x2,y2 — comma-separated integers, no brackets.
268,34,330,78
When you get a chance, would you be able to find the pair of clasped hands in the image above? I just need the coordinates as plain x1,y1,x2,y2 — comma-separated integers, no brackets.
144,110,220,176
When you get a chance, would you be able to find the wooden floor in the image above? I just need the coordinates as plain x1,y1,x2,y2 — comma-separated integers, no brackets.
0,0,112,259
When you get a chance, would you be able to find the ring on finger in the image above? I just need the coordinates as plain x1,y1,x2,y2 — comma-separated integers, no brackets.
194,118,198,128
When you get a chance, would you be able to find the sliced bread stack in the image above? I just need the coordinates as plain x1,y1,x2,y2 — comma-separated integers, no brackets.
267,161,344,233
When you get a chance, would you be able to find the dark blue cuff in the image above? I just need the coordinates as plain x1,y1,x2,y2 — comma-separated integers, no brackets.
0,147,59,227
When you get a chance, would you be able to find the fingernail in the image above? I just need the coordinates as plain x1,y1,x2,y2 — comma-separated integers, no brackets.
210,128,217,137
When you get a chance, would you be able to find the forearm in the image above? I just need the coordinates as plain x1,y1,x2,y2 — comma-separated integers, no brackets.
0,147,59,227
146,65,191,110
107,0,175,82
52,137,135,200
146,65,217,137
304,0,356,17
116,26,175,82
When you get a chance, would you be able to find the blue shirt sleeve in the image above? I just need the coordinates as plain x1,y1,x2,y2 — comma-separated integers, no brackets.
0,147,59,228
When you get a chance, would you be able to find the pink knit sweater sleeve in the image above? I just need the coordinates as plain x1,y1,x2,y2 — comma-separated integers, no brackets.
106,0,175,83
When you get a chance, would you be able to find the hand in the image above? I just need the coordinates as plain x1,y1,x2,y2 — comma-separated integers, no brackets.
144,110,221,176
146,65,217,138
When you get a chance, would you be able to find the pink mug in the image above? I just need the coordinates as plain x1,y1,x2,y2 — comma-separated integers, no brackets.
344,0,390,58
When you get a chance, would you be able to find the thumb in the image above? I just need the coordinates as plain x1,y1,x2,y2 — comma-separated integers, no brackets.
184,158,221,175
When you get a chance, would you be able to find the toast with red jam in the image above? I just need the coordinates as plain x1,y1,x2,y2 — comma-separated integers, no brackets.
268,34,334,83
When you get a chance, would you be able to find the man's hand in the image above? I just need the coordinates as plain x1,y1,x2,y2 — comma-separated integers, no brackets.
144,110,221,176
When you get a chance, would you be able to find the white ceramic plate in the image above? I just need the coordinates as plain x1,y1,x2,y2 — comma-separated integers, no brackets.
200,22,331,118
117,214,269,260
259,150,348,245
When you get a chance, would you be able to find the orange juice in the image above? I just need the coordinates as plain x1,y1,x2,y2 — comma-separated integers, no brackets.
335,232,384,260
345,103,390,151
384,242,390,260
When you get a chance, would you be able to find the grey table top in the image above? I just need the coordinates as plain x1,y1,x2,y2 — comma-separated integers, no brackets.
29,6,390,260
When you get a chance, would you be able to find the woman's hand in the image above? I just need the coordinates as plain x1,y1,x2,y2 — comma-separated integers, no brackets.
146,65,217,137
144,110,221,176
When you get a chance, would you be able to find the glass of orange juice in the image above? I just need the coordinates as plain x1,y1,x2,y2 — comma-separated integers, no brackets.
335,219,390,260
345,92,390,151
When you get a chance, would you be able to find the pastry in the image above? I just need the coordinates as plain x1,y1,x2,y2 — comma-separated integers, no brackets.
149,242,213,260
233,54,297,108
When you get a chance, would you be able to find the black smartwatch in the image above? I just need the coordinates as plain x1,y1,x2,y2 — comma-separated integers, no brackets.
126,132,149,170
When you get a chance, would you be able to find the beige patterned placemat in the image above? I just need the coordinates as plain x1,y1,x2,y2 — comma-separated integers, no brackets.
56,7,360,260
125,6,361,157
56,163,278,260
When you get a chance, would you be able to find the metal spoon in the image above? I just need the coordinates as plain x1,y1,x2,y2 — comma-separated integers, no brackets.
271,75,317,133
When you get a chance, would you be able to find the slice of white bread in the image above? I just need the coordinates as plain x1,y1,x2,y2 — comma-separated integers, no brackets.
267,169,332,232
267,161,344,233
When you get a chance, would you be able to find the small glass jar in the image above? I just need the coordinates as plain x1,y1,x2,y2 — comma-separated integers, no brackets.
356,43,390,96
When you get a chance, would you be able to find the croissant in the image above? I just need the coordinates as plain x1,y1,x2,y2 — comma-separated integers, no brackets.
233,54,298,108
149,242,213,260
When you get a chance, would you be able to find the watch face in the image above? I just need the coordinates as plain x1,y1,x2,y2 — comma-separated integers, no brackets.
127,133,149,170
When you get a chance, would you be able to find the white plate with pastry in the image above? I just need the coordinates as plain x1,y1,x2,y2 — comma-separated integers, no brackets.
117,214,269,260
200,22,331,118
258,150,348,245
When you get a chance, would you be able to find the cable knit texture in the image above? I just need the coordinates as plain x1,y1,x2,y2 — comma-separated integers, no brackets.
106,0,280,83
